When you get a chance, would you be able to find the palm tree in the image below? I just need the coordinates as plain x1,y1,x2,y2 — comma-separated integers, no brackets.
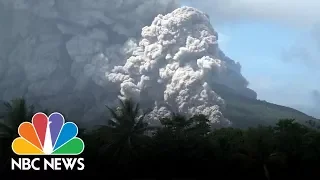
0,98,35,139
0,98,36,174
95,98,155,164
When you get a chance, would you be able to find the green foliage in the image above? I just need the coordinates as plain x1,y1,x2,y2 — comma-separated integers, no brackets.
0,97,320,179
0,98,35,138
93,98,154,165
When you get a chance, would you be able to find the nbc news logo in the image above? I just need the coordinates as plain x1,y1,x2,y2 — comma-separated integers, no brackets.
11,112,85,171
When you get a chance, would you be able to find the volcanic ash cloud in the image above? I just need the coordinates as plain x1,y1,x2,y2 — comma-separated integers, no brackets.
0,0,178,122
0,0,253,127
108,7,232,126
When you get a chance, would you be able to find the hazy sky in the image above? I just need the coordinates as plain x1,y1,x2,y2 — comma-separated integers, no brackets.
183,0,320,117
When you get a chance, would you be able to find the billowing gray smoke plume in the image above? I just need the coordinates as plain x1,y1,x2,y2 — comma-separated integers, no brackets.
0,0,255,126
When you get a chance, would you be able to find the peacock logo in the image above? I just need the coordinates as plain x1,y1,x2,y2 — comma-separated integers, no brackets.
12,112,85,155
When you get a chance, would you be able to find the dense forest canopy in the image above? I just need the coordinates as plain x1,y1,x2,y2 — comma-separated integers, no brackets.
0,98,319,179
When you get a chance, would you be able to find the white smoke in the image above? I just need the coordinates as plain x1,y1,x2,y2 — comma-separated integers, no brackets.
107,7,230,125
0,0,253,127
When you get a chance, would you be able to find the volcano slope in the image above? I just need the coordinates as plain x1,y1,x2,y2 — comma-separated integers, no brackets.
211,83,318,128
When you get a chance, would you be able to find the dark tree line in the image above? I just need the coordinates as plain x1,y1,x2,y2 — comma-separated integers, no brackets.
0,98,320,179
